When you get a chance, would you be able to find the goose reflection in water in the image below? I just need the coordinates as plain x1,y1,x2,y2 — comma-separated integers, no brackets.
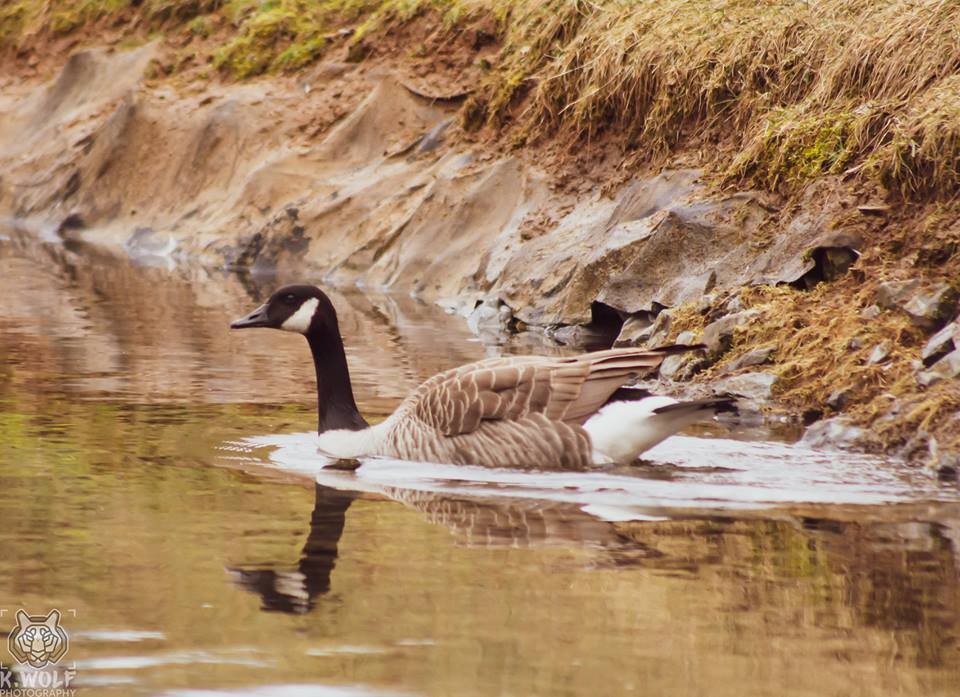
227,485,355,614
226,483,662,614
225,480,960,677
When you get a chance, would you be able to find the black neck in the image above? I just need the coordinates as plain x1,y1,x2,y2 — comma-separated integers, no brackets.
306,326,368,433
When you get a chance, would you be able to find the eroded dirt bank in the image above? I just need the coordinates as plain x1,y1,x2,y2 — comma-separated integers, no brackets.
1,5,958,468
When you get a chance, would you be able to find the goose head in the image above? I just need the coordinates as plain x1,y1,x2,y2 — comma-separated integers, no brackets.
230,284,336,335
230,284,368,433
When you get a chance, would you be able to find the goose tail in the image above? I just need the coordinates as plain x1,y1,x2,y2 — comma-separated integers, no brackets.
584,395,737,464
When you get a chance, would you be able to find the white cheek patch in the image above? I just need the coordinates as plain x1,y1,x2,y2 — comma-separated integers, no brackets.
281,297,319,333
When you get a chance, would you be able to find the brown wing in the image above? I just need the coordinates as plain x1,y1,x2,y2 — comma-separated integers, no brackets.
401,345,702,437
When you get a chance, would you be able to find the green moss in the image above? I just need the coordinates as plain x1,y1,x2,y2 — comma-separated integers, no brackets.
729,108,861,190
49,0,131,34
145,0,223,22
483,67,530,124
460,94,488,131
0,3,29,46
272,35,326,70
213,2,327,77
186,14,211,37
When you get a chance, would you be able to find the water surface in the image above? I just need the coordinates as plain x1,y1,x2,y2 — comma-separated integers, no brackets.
1,227,959,696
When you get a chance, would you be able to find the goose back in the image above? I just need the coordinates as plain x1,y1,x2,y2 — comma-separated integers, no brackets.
371,346,695,468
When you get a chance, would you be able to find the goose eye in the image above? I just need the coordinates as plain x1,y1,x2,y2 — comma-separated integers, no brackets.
283,294,296,304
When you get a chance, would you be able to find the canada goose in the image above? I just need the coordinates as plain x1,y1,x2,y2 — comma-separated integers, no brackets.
231,285,735,468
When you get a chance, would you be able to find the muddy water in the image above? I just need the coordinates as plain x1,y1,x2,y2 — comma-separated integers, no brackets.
1,226,960,697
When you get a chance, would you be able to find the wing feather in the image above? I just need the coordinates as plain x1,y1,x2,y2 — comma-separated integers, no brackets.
400,345,703,437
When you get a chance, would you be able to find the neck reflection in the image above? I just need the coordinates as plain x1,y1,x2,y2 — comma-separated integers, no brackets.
228,484,355,614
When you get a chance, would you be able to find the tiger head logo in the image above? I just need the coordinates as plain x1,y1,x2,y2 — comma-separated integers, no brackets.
8,610,69,668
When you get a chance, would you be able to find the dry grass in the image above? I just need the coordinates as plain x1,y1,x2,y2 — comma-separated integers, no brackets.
6,0,960,198
666,278,960,455
478,0,960,200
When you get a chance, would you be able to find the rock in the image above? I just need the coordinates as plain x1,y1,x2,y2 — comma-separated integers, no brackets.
467,298,512,335
701,309,759,357
416,117,453,155
903,283,957,329
660,331,702,380
876,279,920,310
787,231,863,289
934,442,960,480
800,417,866,451
658,354,685,379
723,345,776,372
876,280,958,330
902,283,958,329
496,170,796,325
860,304,881,320
713,371,777,404
867,341,891,365
548,324,617,347
614,313,654,346
937,463,958,482
723,294,744,314
56,212,86,233
700,269,718,294
646,310,673,348
917,349,960,387
826,388,850,410
921,320,959,366
696,293,717,313
817,246,859,282
659,331,707,379
899,432,939,465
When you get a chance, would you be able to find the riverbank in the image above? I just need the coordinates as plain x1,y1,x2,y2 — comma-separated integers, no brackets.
1,0,958,466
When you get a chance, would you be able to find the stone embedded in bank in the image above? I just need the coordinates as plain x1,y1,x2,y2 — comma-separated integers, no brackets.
867,341,892,365
658,330,708,379
876,280,959,330
723,345,777,373
613,313,655,346
826,388,851,411
701,309,760,358
921,320,960,366
644,309,673,348
800,417,867,451
917,349,960,388
712,371,778,404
